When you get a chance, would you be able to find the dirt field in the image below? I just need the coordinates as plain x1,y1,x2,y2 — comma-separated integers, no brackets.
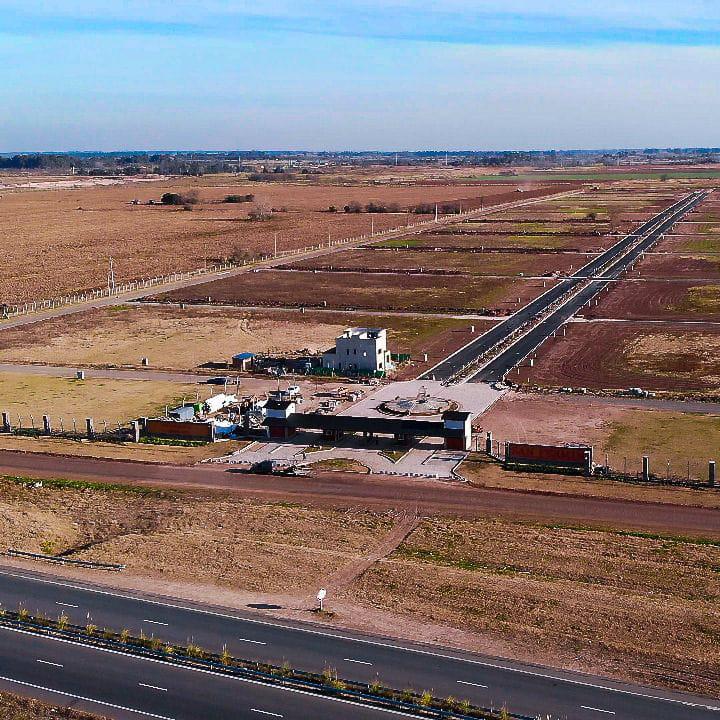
349,516,720,696
0,373,199,424
0,175,561,304
517,320,720,392
637,252,720,279
581,280,720,321
477,392,720,478
153,269,551,314
282,248,592,277
0,304,476,372
386,230,611,252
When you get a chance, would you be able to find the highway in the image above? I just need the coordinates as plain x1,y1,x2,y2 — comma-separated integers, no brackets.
0,567,718,720
419,191,707,382
471,190,707,383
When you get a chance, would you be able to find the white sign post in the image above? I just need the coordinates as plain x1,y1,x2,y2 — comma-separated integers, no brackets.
317,588,327,612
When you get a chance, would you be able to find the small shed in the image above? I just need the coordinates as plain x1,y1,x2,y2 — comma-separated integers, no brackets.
232,352,255,371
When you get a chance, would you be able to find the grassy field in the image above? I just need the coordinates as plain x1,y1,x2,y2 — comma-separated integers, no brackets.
0,373,199,424
0,305,470,370
348,516,720,696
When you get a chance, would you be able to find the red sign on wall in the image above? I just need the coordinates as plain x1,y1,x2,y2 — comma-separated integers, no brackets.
506,442,591,466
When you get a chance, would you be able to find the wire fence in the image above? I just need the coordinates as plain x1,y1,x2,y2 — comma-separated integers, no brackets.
0,190,581,322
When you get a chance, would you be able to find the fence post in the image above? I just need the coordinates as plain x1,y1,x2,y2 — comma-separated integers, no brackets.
710,460,716,487
86,418,94,440
642,455,650,482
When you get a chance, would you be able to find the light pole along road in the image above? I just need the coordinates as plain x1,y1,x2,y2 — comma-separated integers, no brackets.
0,567,717,720
418,190,708,383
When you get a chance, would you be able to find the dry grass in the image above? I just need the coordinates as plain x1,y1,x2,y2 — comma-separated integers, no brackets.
349,517,720,696
0,175,535,303
0,692,106,720
0,479,395,594
0,373,199,424
0,305,470,370
0,433,246,464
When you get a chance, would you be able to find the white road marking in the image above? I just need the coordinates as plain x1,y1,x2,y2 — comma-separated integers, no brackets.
139,683,168,692
343,658,373,666
581,707,616,715
0,674,174,719
0,626,425,718
142,619,169,626
238,637,267,645
55,602,79,608
36,660,64,668
251,710,283,718
457,680,488,689
3,569,719,712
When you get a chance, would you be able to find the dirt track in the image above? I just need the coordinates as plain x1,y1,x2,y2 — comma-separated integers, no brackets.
0,450,717,538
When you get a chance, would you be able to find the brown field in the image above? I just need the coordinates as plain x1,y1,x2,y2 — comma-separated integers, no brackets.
517,321,720,392
581,279,720,321
349,516,720,696
0,479,395,596
0,373,200,424
385,230,611,252
0,175,563,304
477,392,720,479
0,304,477,372
637,252,720,279
153,269,552,314
2,476,718,697
282,248,591,277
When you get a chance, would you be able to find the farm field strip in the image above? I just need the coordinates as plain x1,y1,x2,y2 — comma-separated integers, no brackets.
418,191,701,382
0,185,583,327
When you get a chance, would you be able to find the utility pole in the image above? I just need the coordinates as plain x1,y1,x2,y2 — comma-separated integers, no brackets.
107,257,116,293
434,203,439,222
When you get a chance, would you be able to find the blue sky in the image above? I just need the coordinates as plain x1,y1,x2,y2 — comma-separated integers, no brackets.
1,1,719,151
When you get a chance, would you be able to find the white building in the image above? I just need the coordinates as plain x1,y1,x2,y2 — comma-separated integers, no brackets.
322,328,393,374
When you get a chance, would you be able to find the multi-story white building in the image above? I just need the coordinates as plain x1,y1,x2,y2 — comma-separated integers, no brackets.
322,328,393,374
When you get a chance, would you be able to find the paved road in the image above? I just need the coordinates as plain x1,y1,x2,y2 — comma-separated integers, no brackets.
419,192,706,382
0,450,717,537
471,191,708,383
0,567,717,720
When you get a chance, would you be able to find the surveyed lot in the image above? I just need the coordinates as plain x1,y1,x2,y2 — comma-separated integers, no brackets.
517,321,720,393
153,269,552,314
283,248,592,277
0,175,556,304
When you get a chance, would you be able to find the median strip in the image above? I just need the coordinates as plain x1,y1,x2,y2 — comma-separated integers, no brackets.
0,608,533,720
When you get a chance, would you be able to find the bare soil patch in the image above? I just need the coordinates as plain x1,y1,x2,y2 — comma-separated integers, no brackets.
283,249,590,277
518,321,720,392
0,691,106,720
581,279,720,321
638,253,720,279
477,392,720,480
153,270,551,315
